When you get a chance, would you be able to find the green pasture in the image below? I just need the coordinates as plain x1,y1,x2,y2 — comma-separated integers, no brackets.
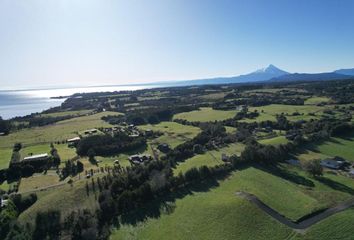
259,135,288,146
37,109,93,118
173,107,238,122
139,121,201,148
240,104,324,123
304,96,331,105
173,143,245,175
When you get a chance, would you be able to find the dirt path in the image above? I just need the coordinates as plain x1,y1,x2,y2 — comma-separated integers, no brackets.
236,191,354,231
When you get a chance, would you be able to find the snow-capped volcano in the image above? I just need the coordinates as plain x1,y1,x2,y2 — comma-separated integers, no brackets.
254,64,289,75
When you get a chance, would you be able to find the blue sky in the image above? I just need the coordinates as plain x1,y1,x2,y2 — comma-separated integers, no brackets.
1,0,354,89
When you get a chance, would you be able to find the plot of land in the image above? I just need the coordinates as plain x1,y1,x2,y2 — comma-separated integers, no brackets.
112,165,354,240
19,176,100,224
0,112,119,169
173,143,244,175
18,174,60,193
259,136,288,146
241,104,324,123
295,133,354,162
304,96,331,105
173,107,238,122
139,121,201,148
37,109,93,118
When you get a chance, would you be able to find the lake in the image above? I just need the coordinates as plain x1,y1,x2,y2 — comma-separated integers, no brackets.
0,85,159,119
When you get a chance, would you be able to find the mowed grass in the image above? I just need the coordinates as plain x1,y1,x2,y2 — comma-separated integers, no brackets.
139,121,201,148
241,104,324,123
173,107,238,122
111,168,293,240
173,143,245,175
259,135,288,146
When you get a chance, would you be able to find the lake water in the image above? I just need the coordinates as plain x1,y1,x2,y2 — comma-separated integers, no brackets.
0,85,158,119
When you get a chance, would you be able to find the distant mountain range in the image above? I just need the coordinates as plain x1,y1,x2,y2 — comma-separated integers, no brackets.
157,64,354,87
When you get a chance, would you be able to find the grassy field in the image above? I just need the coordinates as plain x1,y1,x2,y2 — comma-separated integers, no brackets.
259,135,288,146
111,164,354,239
294,207,354,240
0,112,119,169
225,126,237,134
0,111,119,149
0,148,13,169
304,96,331,105
241,104,324,123
139,121,201,148
37,109,93,118
173,143,245,175
18,174,60,193
111,168,293,240
295,133,354,162
19,176,100,224
173,107,238,122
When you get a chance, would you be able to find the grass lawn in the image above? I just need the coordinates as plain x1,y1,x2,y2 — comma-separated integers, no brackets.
139,122,201,148
259,135,288,146
18,174,60,193
173,143,245,175
173,107,238,122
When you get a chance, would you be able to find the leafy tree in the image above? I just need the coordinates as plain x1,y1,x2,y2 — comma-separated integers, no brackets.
303,159,323,177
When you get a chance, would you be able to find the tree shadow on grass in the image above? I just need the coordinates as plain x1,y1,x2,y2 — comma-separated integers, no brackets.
254,164,315,188
117,174,225,227
315,177,354,195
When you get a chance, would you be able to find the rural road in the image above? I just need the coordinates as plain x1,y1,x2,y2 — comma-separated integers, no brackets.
236,191,354,231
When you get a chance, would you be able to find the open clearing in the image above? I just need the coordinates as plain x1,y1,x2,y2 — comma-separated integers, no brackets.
18,174,60,193
37,109,93,118
173,107,238,122
304,96,331,105
240,104,324,123
295,133,354,162
259,135,288,146
19,176,100,225
173,143,244,175
139,121,201,148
